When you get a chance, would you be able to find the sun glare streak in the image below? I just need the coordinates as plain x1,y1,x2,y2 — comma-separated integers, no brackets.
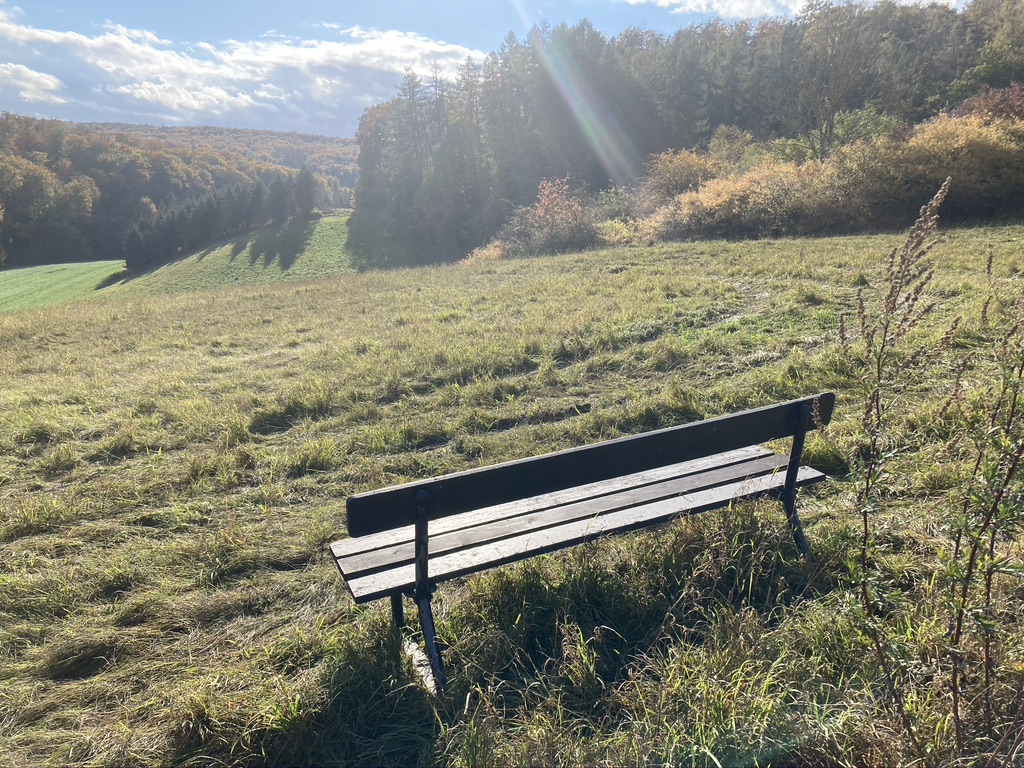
507,0,535,29
534,38,644,186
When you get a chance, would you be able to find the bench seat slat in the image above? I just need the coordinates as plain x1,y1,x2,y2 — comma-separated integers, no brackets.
331,446,771,560
336,451,789,581
346,394,835,536
341,464,824,603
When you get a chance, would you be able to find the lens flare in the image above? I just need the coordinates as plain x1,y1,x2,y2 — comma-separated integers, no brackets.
507,0,534,29
533,38,643,186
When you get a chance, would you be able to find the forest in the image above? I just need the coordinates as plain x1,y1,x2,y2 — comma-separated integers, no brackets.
3,0,1024,275
348,0,1024,267
0,117,356,271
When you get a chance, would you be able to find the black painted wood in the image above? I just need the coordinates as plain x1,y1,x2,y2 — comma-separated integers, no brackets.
332,393,836,693
337,452,791,582
332,446,771,560
344,465,825,603
346,393,834,537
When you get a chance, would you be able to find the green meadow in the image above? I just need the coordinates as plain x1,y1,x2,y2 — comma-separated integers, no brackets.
111,213,355,299
2,221,1024,766
0,261,125,313
0,213,353,313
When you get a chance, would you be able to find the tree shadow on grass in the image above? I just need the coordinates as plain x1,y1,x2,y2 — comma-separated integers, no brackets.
99,230,247,286
229,237,249,262
94,267,130,289
249,217,316,272
96,217,315,288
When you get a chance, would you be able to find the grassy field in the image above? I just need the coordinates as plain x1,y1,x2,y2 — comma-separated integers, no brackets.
0,212,353,313
0,261,126,313
1,221,1023,766
111,213,354,299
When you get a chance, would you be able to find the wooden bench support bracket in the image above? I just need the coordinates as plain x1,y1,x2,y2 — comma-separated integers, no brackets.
781,404,812,560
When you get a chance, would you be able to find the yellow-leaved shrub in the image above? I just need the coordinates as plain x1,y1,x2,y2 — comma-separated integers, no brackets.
639,150,718,212
640,114,1024,242
895,115,1024,219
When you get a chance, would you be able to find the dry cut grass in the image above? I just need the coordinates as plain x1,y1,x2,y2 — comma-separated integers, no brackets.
1,223,1023,766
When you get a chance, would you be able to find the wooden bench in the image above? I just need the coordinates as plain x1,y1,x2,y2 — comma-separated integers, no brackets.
331,392,835,691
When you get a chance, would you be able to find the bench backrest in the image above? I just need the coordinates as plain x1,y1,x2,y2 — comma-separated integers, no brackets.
346,392,834,537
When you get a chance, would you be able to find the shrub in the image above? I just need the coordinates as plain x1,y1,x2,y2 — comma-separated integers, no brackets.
589,186,638,222
639,150,716,212
595,218,639,247
641,112,1024,242
954,83,1024,122
770,108,903,164
894,114,1024,220
500,178,598,257
462,240,507,264
644,161,824,241
707,125,762,171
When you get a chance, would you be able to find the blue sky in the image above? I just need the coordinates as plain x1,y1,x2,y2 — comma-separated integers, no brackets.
0,0,807,136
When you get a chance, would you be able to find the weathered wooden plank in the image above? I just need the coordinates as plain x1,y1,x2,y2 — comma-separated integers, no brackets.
344,465,825,603
346,393,835,536
331,446,771,561
336,452,790,579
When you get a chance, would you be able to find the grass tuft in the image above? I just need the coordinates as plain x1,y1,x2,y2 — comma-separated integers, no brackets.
39,635,121,681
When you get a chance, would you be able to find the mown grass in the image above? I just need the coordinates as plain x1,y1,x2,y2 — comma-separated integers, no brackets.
1,223,1023,766
0,212,354,314
0,261,126,313
111,212,354,299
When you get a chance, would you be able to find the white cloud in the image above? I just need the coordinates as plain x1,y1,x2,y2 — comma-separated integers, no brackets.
619,0,801,16
620,0,956,19
0,6,483,135
101,22,172,47
0,62,66,104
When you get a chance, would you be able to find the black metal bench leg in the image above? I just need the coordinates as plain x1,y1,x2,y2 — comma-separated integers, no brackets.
782,403,813,561
391,594,405,628
783,494,812,560
411,489,446,692
417,595,447,691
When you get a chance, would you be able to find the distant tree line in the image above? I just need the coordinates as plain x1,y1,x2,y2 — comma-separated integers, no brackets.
0,115,353,270
348,0,1024,267
77,123,359,187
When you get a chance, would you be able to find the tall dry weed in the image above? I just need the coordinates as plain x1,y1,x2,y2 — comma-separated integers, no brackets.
844,177,1024,763
841,177,953,762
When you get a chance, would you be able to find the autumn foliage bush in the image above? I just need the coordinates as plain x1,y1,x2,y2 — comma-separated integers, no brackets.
894,114,1024,219
484,104,1024,257
955,83,1024,122
641,112,1024,242
639,149,717,212
500,178,598,257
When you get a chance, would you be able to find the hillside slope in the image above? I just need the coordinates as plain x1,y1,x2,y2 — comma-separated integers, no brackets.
0,261,125,313
112,213,354,298
1,224,1023,766
0,114,355,270
0,213,354,312
78,122,357,185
